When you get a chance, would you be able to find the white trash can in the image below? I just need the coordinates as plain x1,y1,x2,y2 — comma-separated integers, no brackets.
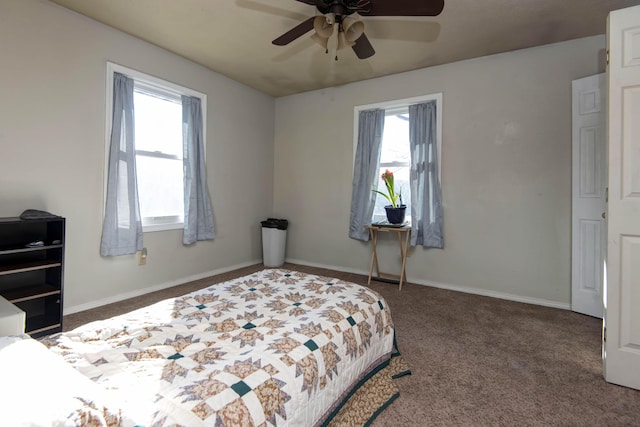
261,218,288,267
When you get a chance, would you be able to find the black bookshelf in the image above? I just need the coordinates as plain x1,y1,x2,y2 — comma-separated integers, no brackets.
0,216,65,337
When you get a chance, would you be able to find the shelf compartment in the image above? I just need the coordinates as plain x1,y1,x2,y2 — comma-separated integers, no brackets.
1,284,61,303
0,244,63,256
13,293,62,336
0,260,62,276
28,322,62,338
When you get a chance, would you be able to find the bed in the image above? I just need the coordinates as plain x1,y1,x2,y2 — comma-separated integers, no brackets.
1,268,408,426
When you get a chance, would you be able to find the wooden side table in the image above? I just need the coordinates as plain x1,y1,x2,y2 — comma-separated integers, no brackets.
365,224,411,290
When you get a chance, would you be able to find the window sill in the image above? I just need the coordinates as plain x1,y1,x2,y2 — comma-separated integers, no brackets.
142,222,183,233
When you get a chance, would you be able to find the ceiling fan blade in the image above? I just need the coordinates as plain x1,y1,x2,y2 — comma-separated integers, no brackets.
272,16,316,46
359,0,445,17
352,33,375,59
295,0,335,8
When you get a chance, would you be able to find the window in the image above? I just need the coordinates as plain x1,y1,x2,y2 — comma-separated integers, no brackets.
353,93,442,224
372,107,411,222
133,84,184,229
105,63,206,232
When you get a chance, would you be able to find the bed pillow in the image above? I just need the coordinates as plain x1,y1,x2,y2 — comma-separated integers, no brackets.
0,335,126,426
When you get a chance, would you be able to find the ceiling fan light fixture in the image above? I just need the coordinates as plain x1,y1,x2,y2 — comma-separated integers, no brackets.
311,32,330,51
337,31,355,51
313,14,335,38
324,13,336,26
341,16,364,42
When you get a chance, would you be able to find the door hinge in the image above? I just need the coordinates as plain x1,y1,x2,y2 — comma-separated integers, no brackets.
606,187,608,203
603,327,607,342
606,49,610,65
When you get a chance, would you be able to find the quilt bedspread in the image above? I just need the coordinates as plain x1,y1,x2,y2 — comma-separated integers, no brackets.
42,269,395,426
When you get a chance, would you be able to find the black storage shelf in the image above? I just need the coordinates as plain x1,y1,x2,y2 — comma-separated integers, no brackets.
0,216,65,337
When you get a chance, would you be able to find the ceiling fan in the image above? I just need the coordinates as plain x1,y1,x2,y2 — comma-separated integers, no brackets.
272,0,445,60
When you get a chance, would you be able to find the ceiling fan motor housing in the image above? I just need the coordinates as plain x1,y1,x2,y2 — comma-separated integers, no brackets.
315,0,367,17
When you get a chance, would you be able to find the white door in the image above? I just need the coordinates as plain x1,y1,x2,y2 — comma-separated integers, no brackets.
571,74,606,319
604,4,640,390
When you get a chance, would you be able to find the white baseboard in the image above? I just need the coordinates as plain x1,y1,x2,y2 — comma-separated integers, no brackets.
286,258,570,310
64,259,262,315
66,257,570,316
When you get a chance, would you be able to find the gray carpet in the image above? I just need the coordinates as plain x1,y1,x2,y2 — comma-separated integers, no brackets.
63,263,640,426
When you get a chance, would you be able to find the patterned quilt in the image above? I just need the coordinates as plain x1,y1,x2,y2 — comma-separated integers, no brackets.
42,269,395,426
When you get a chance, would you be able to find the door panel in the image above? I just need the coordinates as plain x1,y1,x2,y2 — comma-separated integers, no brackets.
605,4,640,390
571,74,606,318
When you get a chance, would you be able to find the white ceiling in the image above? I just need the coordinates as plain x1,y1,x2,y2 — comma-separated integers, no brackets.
50,0,639,97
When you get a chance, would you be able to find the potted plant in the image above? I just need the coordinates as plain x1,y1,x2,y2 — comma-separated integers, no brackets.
373,170,406,224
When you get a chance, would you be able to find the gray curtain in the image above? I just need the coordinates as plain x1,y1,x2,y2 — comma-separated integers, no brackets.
349,109,385,241
409,101,443,248
182,95,215,244
100,73,143,256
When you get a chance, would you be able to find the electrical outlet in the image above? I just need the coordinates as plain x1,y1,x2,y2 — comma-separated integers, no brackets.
138,248,147,265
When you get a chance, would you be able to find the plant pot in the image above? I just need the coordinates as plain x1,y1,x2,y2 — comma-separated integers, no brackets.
384,205,407,224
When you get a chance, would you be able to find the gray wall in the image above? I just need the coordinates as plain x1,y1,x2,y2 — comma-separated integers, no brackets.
0,0,275,312
273,36,605,307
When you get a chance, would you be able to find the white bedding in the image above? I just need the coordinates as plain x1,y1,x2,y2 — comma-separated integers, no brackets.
0,335,126,426
38,269,396,426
